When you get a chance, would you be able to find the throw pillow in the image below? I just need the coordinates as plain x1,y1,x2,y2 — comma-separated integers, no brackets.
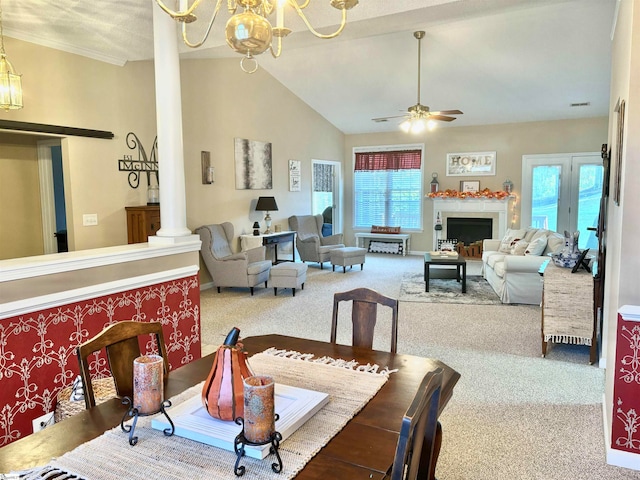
498,228,527,253
525,236,548,256
511,239,529,256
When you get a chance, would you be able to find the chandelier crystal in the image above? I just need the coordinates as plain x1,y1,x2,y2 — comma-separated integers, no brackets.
0,0,22,111
154,0,358,73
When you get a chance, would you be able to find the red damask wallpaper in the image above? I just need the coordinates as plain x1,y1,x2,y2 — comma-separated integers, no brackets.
611,311,640,455
0,275,200,447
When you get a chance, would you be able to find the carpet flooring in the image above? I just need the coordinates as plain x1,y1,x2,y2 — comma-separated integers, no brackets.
199,254,640,479
399,272,501,304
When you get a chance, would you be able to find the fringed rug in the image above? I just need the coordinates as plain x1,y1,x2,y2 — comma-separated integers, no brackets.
399,272,501,305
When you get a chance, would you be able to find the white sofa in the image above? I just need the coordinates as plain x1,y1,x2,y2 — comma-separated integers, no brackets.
482,228,565,305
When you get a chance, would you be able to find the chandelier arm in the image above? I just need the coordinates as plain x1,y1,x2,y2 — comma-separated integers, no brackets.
181,0,225,48
269,35,283,58
154,0,205,20
290,3,347,39
294,0,312,9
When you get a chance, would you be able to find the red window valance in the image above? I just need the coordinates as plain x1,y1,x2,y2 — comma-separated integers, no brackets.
354,149,421,171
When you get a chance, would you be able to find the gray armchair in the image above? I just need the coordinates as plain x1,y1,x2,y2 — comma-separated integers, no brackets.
288,214,345,269
195,223,271,295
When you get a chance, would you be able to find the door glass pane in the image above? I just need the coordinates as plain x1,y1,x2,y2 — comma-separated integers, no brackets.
313,163,334,235
531,165,561,232
577,164,603,250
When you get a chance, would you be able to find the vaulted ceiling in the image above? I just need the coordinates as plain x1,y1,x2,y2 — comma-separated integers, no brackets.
2,0,616,134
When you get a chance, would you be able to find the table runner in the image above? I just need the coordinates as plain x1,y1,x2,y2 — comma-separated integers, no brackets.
22,349,390,480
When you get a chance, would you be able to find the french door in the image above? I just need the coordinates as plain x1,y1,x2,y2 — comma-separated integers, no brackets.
311,160,341,235
521,153,602,250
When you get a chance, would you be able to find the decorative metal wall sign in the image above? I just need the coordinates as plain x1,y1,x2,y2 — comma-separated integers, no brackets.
118,132,159,189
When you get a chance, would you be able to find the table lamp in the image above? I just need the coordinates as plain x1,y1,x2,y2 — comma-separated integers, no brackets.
255,197,278,234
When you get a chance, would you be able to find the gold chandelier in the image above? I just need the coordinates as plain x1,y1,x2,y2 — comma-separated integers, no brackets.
154,0,359,73
0,0,22,111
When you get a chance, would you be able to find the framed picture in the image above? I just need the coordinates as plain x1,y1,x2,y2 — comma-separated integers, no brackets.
289,160,301,192
460,180,480,193
446,151,496,176
234,138,272,190
613,99,625,206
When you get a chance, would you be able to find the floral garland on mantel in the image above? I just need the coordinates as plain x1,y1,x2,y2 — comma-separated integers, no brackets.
427,188,512,200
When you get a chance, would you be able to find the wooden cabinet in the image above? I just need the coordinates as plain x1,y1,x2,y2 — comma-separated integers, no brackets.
125,205,160,244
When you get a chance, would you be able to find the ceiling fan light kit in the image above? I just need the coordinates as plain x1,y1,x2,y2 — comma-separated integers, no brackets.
154,0,358,73
374,30,462,133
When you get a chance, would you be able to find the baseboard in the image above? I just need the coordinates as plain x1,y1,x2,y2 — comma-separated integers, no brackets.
200,281,214,291
603,394,640,471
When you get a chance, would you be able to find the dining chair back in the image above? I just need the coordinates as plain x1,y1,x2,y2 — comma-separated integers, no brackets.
330,287,398,353
76,321,169,409
390,367,444,480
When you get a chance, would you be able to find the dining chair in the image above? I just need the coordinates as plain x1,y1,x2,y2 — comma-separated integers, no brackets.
330,287,398,353
390,367,444,480
76,321,169,409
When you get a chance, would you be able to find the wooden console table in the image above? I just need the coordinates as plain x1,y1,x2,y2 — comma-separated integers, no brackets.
240,231,296,263
541,261,597,364
354,232,410,256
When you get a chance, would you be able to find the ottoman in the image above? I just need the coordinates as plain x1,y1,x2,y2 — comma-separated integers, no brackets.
330,247,367,273
270,262,308,296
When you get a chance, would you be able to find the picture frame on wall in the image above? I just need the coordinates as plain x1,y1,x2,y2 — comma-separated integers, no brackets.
234,138,272,190
289,160,301,192
446,151,496,176
460,180,480,193
613,99,625,206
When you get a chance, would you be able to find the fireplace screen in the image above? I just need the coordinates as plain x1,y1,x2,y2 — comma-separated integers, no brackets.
447,218,493,246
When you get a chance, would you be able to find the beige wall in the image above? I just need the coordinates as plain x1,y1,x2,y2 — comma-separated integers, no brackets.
344,117,608,251
604,0,640,439
0,133,43,259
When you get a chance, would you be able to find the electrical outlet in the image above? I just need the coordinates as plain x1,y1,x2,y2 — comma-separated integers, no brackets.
82,213,98,226
32,411,55,432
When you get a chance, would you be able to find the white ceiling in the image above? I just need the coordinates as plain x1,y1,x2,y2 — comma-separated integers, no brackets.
2,0,617,135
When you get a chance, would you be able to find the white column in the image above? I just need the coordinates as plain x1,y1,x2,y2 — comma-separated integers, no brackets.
150,1,192,241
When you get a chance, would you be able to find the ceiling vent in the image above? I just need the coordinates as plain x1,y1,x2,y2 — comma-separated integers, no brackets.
570,102,591,107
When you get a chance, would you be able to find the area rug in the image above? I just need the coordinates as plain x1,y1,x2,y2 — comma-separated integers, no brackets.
398,272,501,305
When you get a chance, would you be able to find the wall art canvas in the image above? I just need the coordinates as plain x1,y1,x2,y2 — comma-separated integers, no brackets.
446,151,496,176
235,138,273,190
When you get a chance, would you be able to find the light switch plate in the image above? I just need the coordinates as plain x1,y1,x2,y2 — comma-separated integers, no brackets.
83,213,98,226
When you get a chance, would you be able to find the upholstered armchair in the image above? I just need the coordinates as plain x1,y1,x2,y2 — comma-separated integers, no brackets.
195,223,272,295
288,214,345,269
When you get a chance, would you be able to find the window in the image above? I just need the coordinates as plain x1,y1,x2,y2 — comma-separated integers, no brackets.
353,146,423,230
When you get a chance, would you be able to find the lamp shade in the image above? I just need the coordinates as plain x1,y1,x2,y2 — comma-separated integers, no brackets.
255,197,278,212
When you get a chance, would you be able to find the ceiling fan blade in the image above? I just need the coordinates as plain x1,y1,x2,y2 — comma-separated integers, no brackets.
430,109,463,116
429,115,457,122
372,114,409,122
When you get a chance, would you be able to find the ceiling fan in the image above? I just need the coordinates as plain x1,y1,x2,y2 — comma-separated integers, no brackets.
372,31,463,133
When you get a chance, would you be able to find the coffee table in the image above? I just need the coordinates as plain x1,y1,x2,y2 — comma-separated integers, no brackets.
424,252,467,293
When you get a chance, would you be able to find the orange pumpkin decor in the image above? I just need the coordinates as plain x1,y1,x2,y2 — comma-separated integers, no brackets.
201,327,254,421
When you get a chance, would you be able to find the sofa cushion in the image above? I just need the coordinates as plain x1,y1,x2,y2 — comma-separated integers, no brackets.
498,228,527,253
545,234,564,255
492,258,506,278
511,239,529,255
523,228,541,242
525,235,547,256
486,252,507,269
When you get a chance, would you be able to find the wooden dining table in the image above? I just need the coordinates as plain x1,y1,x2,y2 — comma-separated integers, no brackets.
0,335,460,478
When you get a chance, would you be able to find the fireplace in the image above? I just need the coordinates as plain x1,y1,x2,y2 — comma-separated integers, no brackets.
447,217,493,246
431,197,512,250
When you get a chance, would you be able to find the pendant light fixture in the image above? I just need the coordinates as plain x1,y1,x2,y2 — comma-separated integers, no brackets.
0,0,22,111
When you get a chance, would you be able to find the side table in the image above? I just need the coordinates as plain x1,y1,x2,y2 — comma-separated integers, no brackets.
240,231,296,264
541,261,597,364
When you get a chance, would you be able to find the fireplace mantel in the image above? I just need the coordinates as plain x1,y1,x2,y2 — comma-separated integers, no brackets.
430,197,513,250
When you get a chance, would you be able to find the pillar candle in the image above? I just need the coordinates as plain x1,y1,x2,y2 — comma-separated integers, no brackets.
133,354,164,415
243,375,275,443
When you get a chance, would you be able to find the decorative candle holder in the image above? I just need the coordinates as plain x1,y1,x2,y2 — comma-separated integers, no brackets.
232,375,282,476
120,354,174,446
